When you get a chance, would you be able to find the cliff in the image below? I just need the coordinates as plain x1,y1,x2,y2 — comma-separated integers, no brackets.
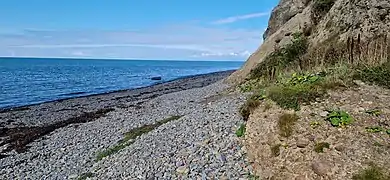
233,0,390,179
228,0,390,83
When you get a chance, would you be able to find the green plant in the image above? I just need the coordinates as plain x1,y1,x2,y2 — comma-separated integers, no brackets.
247,173,261,180
314,142,330,153
326,110,353,127
278,113,299,137
366,109,382,117
352,163,390,180
236,123,246,137
250,32,308,80
78,172,94,180
271,144,282,157
373,141,384,147
96,115,182,161
354,62,390,89
287,72,324,85
386,129,390,135
267,83,324,111
366,126,384,133
240,93,264,121
239,79,261,92
310,121,321,129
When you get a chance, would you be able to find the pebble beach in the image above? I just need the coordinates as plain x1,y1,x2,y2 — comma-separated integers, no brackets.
0,70,252,179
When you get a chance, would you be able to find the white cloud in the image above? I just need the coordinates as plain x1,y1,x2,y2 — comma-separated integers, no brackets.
0,22,265,60
212,12,270,25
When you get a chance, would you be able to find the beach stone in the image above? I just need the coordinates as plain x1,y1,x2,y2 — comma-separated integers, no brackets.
176,165,189,174
296,139,309,148
335,144,345,152
319,111,328,117
151,76,162,81
311,160,331,176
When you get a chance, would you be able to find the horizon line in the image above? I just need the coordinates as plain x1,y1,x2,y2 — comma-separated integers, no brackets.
0,56,246,62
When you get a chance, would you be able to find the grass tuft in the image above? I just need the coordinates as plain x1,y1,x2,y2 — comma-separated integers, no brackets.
354,62,390,89
352,164,390,180
278,113,299,137
271,144,282,157
267,83,324,111
240,93,264,121
95,115,182,161
314,142,330,153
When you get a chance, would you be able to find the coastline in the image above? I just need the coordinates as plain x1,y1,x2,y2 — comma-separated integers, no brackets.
0,70,234,156
0,69,252,179
0,70,236,112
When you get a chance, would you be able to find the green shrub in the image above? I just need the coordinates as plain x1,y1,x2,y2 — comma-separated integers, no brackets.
267,84,323,111
236,123,246,137
352,164,390,180
354,63,390,89
326,110,353,127
278,113,299,137
250,32,308,80
314,142,330,153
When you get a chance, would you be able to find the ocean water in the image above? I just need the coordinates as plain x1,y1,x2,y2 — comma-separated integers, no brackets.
0,58,243,109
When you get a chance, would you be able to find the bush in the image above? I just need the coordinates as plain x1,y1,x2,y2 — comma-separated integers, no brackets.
250,33,308,80
278,113,299,137
354,63,390,89
267,83,324,111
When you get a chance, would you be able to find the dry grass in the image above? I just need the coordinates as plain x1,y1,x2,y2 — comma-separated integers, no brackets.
278,113,299,137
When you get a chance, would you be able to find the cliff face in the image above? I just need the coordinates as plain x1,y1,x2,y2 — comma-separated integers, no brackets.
228,0,390,83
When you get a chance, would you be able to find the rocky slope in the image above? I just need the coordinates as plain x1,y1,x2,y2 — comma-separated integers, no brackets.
245,82,390,179
228,0,390,83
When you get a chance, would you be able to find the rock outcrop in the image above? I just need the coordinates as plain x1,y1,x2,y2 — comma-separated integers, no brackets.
228,0,390,83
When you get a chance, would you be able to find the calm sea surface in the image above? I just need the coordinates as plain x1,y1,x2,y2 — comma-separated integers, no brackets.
0,58,243,109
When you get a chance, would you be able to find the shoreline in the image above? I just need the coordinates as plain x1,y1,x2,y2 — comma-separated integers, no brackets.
0,67,251,179
0,70,235,158
0,70,235,112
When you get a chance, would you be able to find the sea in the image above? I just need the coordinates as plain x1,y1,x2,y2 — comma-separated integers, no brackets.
0,57,243,109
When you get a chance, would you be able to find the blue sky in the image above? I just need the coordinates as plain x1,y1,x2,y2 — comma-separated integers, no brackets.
0,0,279,60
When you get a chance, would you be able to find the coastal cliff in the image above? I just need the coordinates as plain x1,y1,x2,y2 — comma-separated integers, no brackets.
235,0,390,179
228,0,390,83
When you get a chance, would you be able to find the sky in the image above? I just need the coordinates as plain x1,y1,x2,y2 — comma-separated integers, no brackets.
0,0,279,61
